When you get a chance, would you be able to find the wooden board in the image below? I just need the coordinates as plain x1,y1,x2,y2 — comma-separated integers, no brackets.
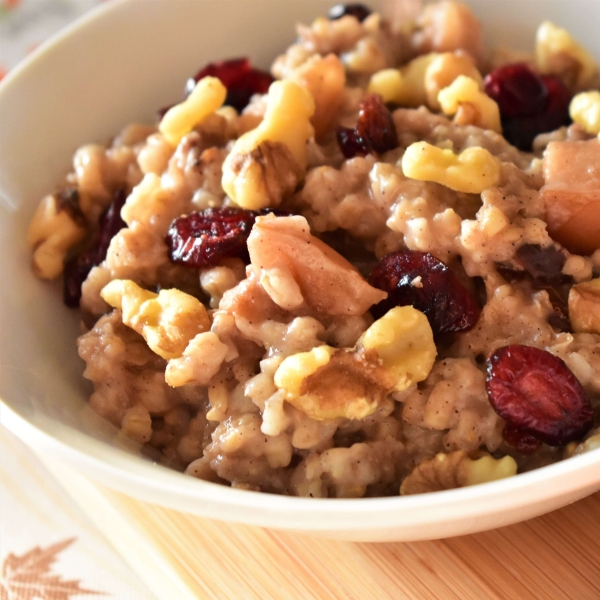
42,459,600,600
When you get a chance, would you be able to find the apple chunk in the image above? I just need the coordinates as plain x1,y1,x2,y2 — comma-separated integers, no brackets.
540,139,600,255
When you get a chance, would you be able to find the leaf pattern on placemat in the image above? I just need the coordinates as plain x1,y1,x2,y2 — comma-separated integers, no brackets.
0,538,103,599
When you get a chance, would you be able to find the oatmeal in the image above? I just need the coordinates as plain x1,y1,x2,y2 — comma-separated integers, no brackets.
27,1,600,497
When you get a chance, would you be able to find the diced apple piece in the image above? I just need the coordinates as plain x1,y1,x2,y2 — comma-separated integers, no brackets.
540,139,600,255
416,1,484,66
247,214,387,316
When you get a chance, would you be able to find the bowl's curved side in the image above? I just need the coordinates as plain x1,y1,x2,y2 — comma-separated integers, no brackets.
1,0,600,542
3,400,600,542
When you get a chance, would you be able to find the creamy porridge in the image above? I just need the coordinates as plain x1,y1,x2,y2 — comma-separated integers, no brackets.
27,1,600,497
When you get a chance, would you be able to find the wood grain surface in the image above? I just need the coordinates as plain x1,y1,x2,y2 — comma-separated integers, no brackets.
42,458,600,600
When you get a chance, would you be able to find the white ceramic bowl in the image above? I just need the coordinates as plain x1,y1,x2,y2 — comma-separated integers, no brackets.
1,0,600,542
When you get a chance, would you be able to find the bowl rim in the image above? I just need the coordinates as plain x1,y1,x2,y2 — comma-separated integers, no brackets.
3,398,600,532
1,0,600,535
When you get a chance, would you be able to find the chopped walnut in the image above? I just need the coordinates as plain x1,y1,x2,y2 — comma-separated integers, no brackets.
359,305,436,391
569,279,600,334
400,451,517,494
275,345,394,420
274,306,435,420
536,21,599,91
425,50,483,111
221,80,315,210
437,76,501,132
27,192,86,279
159,76,227,146
101,279,211,360
224,141,302,210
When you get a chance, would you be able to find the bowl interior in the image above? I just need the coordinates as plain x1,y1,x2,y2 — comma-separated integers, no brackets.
1,0,600,541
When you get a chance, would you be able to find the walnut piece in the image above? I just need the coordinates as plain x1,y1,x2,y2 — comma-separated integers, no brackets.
274,306,435,420
400,451,517,495
27,193,86,279
101,279,210,360
221,80,314,210
569,278,600,333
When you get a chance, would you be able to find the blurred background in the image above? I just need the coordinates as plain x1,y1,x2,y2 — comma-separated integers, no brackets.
0,0,103,79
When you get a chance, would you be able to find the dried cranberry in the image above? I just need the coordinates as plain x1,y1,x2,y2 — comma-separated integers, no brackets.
166,207,261,268
514,244,568,283
500,119,534,151
368,250,480,335
540,75,573,130
96,190,129,257
496,264,572,331
501,78,572,150
485,63,572,150
357,94,399,153
497,244,574,331
337,93,398,158
63,251,97,308
186,58,274,112
63,188,128,307
484,63,548,119
502,423,541,455
486,345,594,446
328,3,372,22
336,126,369,158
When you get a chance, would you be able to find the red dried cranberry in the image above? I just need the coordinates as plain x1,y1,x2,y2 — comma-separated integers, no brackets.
357,94,399,153
486,64,572,150
514,243,568,283
336,126,369,158
368,250,480,335
328,3,372,22
484,63,548,118
337,93,398,158
502,78,572,150
486,345,594,446
496,244,574,331
499,119,534,151
63,188,128,307
96,190,128,257
186,58,274,112
63,251,96,308
166,207,260,268
502,423,541,455
540,75,573,130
